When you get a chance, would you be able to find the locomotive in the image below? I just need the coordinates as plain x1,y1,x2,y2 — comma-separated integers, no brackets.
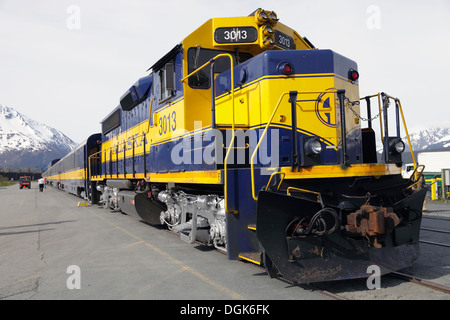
43,9,427,283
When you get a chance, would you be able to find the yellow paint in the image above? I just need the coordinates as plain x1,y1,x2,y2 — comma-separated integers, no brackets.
215,73,358,150
280,163,401,179
45,168,86,182
145,170,221,185
238,254,261,266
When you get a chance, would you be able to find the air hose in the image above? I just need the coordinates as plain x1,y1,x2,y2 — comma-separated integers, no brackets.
286,207,340,236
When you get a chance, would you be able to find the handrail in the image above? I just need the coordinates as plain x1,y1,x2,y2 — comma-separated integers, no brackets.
88,97,157,180
180,53,236,214
251,92,290,200
383,94,416,169
264,171,285,191
88,132,145,178
378,93,383,143
251,89,339,201
286,186,324,207
360,93,417,169
146,98,155,133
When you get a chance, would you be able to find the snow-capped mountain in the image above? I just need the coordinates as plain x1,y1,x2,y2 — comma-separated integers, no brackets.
0,104,77,169
406,127,450,152
375,126,450,164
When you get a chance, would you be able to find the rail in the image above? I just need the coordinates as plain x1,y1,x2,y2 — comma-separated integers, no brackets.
360,93,416,169
88,130,147,180
250,92,288,200
390,272,450,294
180,53,236,214
286,186,324,207
88,98,156,181
264,171,285,192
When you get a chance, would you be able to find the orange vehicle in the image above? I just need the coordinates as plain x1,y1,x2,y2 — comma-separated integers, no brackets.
19,176,31,189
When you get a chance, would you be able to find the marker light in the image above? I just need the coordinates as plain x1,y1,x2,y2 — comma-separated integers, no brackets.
279,62,293,75
349,69,359,82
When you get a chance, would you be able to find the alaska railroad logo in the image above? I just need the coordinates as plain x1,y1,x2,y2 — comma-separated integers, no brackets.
315,92,340,128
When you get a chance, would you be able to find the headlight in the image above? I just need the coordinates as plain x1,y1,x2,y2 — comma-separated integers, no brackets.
268,12,278,23
255,9,268,25
394,140,405,153
263,25,274,36
306,139,322,156
389,138,405,154
262,36,274,48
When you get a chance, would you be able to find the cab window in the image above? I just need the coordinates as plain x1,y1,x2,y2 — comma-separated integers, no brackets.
160,61,175,101
187,47,252,89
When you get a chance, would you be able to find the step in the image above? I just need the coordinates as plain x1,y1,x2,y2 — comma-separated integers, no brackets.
238,252,262,266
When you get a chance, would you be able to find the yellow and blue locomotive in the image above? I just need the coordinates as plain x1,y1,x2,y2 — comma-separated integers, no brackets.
44,9,426,283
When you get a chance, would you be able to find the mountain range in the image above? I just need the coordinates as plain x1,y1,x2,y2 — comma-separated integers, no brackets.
0,104,448,171
405,127,450,152
0,105,77,170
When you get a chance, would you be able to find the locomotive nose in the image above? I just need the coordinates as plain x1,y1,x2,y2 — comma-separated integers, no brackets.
256,187,426,284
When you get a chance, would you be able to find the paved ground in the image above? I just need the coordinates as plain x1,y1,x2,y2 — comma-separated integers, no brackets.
0,182,325,302
2,182,448,305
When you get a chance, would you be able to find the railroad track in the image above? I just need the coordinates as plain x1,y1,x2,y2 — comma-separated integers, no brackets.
420,215,450,247
422,216,450,222
279,270,450,300
419,239,450,248
276,274,349,300
389,272,450,295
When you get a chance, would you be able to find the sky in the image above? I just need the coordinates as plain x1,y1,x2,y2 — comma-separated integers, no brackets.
1,0,450,143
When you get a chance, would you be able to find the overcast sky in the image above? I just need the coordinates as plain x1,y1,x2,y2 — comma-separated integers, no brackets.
1,0,449,143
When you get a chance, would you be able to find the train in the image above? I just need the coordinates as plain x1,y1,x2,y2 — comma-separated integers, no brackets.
43,9,427,284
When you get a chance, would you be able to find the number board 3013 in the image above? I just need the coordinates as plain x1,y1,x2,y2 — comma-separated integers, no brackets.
214,27,258,44
274,30,295,50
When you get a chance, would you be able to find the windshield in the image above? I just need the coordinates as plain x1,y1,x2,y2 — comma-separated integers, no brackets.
187,47,252,89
